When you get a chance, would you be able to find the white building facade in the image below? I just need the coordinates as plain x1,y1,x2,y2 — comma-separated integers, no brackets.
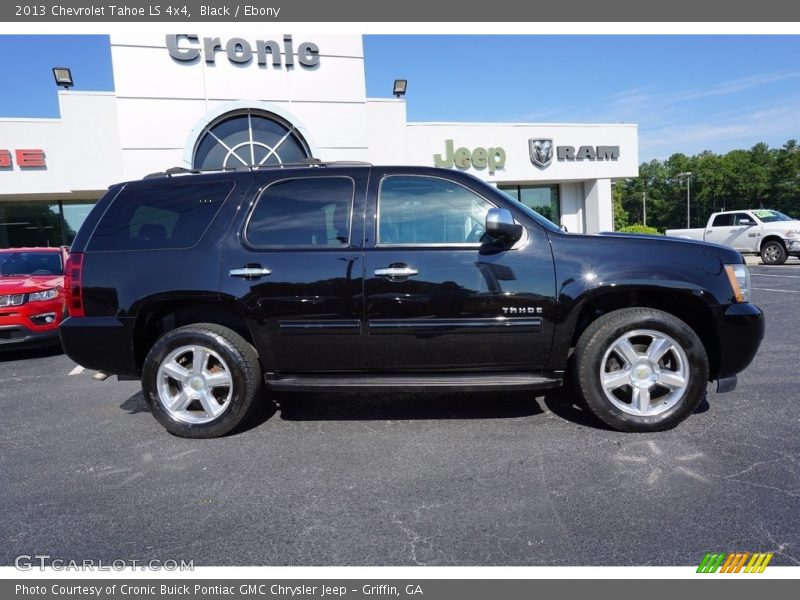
0,33,639,248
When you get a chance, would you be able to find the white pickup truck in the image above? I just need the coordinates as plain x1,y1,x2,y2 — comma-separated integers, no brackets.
666,209,800,265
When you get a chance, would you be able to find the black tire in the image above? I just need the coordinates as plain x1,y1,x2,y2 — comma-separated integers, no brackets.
573,308,708,432
761,240,787,265
142,323,261,438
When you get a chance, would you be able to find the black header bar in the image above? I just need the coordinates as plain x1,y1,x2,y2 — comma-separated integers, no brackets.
2,0,800,22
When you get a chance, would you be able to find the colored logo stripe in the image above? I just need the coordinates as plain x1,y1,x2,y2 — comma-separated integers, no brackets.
745,553,773,573
697,552,773,573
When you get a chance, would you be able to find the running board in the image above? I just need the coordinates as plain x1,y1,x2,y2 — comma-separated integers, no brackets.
265,372,563,393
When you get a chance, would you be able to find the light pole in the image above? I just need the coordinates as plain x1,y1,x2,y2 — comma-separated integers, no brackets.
676,172,693,228
642,179,647,227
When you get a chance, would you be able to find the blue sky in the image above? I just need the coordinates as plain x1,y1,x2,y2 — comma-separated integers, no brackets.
1,34,798,161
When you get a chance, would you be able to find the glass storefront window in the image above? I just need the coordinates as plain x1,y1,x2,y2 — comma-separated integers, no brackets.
497,184,560,226
0,201,96,248
0,202,62,248
61,202,95,245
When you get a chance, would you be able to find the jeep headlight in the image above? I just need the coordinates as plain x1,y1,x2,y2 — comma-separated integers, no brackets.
28,288,59,302
784,229,800,239
724,264,751,303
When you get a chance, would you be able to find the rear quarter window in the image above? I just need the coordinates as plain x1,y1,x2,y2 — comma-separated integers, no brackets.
87,180,235,251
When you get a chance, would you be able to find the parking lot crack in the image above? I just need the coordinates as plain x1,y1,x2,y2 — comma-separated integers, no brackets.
722,458,783,480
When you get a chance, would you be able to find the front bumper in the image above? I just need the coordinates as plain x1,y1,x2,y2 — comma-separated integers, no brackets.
712,302,765,380
786,239,800,256
0,324,60,347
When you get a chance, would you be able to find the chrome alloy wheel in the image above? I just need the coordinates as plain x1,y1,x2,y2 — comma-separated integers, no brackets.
600,329,690,417
156,344,233,424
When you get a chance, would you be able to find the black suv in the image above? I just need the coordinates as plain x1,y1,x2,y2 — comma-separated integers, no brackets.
60,163,764,437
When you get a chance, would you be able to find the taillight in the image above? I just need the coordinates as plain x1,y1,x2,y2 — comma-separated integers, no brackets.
64,252,85,317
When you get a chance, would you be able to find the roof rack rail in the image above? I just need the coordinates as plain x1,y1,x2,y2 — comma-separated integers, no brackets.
143,160,373,179
249,159,373,171
143,166,238,179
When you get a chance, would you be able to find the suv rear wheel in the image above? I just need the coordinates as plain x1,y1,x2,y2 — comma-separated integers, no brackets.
573,308,708,432
142,323,261,438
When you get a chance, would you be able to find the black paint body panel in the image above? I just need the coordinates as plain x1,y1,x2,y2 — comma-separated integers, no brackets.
60,166,764,386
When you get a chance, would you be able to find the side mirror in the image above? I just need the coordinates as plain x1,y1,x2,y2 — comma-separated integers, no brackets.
486,208,523,244
739,219,753,226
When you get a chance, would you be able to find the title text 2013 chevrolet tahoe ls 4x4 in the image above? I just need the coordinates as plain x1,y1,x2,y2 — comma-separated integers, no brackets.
60,164,764,437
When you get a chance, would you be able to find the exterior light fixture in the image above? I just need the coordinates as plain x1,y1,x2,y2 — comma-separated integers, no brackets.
52,67,74,89
393,79,407,98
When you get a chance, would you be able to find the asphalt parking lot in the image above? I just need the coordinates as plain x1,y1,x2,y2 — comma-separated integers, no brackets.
1,263,799,567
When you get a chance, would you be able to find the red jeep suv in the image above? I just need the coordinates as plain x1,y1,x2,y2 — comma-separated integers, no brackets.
0,247,68,348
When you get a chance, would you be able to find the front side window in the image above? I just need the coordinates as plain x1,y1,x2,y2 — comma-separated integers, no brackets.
246,177,354,247
378,176,493,245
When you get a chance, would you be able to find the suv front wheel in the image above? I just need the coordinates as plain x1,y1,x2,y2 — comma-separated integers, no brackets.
573,308,708,432
142,323,262,438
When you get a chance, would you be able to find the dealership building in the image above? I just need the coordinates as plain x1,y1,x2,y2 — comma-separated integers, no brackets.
0,33,639,248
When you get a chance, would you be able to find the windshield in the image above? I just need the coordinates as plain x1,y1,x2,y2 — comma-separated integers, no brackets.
0,252,63,276
753,209,795,223
495,189,562,233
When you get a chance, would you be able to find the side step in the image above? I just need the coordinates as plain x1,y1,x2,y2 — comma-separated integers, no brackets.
265,372,563,393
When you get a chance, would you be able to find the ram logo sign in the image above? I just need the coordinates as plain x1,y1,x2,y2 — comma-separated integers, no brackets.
529,139,553,168
528,140,620,168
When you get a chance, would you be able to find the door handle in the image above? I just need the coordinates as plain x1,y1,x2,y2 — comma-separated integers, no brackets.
229,266,272,278
374,266,419,278
706,230,713,234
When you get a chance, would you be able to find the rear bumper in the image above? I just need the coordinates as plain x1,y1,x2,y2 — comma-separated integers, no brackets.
712,302,765,380
59,316,138,376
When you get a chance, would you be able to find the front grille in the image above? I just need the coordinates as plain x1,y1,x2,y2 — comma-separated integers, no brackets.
0,294,24,308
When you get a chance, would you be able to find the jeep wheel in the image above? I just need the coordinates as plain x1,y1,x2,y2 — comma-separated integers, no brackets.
761,240,787,265
142,323,261,438
573,308,708,432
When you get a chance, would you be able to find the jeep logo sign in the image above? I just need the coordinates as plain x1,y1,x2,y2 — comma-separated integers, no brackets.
434,139,506,175
167,34,320,68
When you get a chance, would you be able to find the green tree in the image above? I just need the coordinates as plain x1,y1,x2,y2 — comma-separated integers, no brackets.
614,140,800,230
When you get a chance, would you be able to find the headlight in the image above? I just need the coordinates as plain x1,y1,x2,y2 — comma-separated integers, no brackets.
784,230,800,239
724,264,751,303
28,288,59,302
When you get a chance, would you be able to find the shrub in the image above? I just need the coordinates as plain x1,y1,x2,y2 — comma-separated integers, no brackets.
616,224,663,235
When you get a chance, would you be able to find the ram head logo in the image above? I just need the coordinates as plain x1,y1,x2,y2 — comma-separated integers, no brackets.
529,139,553,168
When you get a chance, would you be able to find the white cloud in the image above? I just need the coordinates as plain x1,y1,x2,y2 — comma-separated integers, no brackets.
640,100,800,159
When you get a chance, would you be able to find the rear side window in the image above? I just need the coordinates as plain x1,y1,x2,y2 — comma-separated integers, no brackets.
246,177,354,247
711,214,733,227
88,180,234,251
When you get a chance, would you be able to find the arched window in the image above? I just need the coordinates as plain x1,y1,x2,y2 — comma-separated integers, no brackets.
192,109,312,170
